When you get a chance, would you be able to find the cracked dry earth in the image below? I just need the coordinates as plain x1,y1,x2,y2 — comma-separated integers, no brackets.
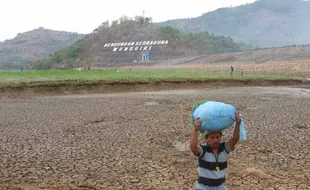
0,86,310,190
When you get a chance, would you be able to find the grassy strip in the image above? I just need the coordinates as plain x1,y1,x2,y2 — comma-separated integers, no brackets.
0,69,302,85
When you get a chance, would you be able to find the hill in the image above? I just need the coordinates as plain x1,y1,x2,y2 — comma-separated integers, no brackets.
160,0,310,47
0,27,84,69
32,17,254,70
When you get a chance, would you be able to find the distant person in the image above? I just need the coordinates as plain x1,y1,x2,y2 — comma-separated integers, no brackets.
20,67,23,72
240,69,244,77
230,66,234,76
190,112,241,190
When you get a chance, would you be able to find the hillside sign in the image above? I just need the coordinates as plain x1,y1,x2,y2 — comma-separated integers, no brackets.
104,40,169,52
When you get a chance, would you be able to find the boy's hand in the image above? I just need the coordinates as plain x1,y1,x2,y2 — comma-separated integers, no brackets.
235,111,241,124
194,118,201,131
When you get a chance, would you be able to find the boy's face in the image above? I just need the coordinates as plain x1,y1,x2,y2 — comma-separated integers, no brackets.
205,133,222,148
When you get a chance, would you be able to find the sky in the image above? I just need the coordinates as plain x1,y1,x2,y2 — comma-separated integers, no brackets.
0,0,256,41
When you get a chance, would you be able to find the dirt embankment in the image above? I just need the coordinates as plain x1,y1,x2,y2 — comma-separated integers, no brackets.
0,78,308,97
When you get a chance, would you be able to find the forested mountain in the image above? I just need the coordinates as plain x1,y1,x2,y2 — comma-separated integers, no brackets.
160,0,310,47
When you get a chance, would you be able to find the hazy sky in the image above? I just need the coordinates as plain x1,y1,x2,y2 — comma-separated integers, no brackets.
0,0,255,41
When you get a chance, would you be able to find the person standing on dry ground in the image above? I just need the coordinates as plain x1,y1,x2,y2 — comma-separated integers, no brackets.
190,112,241,190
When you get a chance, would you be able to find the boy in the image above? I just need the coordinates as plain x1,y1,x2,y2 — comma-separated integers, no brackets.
190,112,241,190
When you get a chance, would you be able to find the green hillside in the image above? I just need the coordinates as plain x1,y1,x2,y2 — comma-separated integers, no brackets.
32,17,254,70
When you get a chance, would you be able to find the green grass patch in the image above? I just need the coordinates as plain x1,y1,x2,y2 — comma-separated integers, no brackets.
0,69,302,84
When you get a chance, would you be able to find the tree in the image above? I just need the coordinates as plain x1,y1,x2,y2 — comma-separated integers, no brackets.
96,20,110,32
134,15,153,26
112,20,118,26
119,16,129,23
134,16,142,22
160,26,181,41
144,17,152,25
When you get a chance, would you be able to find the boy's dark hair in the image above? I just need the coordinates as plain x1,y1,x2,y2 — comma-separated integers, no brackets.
204,131,223,138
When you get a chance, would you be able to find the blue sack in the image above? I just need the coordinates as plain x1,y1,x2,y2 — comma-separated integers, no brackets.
239,119,247,142
192,101,247,142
